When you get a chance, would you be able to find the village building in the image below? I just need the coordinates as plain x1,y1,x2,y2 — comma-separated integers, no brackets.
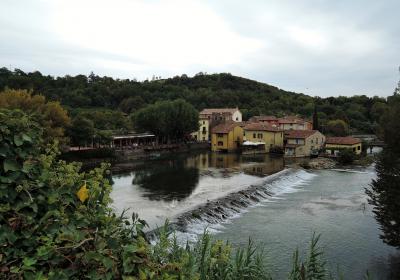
284,130,325,157
192,108,242,142
211,121,243,152
248,115,312,130
325,137,362,156
243,122,284,153
200,108,242,126
248,115,279,126
191,117,209,142
278,116,313,130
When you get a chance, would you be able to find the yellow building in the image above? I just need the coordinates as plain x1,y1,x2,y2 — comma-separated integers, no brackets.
243,122,284,153
325,137,362,156
191,118,209,142
284,130,325,157
211,122,243,152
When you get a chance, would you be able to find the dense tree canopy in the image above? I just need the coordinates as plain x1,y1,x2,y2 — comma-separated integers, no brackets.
132,99,198,142
379,94,400,153
0,88,70,145
324,119,349,136
0,67,388,134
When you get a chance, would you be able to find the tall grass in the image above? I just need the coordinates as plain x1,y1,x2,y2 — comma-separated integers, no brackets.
149,223,374,280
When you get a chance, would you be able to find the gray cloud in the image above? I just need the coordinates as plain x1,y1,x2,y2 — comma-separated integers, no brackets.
0,0,399,97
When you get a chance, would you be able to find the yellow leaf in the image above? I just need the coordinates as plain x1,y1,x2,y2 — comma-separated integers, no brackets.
76,182,89,202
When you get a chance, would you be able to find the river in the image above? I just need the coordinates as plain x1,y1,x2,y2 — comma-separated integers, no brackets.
110,151,399,279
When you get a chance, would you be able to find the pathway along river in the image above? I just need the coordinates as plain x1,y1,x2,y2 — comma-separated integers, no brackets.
110,151,399,279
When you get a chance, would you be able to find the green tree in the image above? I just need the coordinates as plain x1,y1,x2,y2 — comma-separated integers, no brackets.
380,95,400,152
0,89,70,145
325,119,349,136
68,115,95,148
132,99,198,143
119,96,145,114
366,149,400,248
337,149,355,165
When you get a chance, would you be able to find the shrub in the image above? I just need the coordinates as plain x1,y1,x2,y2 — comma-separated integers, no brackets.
337,149,356,165
0,109,150,279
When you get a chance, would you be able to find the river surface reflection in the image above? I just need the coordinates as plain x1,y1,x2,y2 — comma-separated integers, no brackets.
111,152,284,228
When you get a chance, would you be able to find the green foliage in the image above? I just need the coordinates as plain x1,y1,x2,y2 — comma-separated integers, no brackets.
289,233,326,280
379,94,400,153
324,120,349,137
366,149,400,248
68,115,95,147
0,88,71,146
337,149,356,165
150,224,270,280
0,68,386,134
0,109,151,279
132,99,199,142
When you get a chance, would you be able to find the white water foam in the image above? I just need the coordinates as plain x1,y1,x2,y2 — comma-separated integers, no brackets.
174,168,317,244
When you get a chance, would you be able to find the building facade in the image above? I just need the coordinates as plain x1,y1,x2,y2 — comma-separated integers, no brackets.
248,115,312,130
325,137,362,156
211,122,243,152
200,108,242,126
278,117,312,130
284,130,325,157
191,118,209,142
243,122,284,153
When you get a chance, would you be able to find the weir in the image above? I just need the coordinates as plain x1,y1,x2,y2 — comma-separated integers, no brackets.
146,168,315,241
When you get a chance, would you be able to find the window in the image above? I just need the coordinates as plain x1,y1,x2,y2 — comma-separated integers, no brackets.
316,138,319,144
353,147,356,152
358,146,361,150
236,117,238,121
295,139,299,144
202,121,205,125
217,133,224,138
258,133,263,139
218,141,223,146
253,133,256,138
243,131,246,136
311,139,313,144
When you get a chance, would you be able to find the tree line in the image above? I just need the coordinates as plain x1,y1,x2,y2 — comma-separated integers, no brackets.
0,67,390,140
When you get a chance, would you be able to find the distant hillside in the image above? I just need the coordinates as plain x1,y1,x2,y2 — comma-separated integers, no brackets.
0,68,387,133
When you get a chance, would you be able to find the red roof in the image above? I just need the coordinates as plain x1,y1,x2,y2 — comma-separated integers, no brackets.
200,108,239,115
285,130,319,139
250,115,277,121
244,122,282,132
211,121,242,134
326,137,361,145
278,116,312,125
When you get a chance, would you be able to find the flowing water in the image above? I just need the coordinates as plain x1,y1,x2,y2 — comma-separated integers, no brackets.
110,151,399,279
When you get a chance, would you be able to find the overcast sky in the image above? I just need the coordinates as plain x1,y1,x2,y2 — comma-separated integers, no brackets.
1,0,399,97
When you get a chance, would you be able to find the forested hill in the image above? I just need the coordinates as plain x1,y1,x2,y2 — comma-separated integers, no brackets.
0,67,388,133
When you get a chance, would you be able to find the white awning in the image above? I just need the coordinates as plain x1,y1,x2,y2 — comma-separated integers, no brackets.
243,141,265,146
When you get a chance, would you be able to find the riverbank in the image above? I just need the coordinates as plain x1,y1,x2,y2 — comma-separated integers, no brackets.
61,142,210,172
